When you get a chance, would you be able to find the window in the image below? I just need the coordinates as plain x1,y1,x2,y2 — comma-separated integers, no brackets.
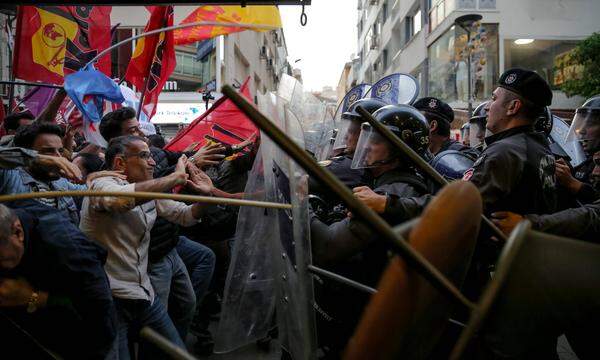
414,10,422,34
173,52,204,78
504,39,580,88
404,9,422,44
428,24,499,103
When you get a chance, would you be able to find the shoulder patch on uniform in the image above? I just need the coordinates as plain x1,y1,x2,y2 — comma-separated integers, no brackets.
472,154,486,168
318,160,332,167
462,168,474,181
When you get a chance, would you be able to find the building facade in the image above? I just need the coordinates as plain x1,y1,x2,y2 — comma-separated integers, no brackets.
110,6,289,135
351,0,600,109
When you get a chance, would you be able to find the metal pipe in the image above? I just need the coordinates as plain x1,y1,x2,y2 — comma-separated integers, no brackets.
222,84,476,311
85,21,280,69
140,327,198,360
450,220,531,360
0,190,292,209
308,264,377,295
355,105,508,243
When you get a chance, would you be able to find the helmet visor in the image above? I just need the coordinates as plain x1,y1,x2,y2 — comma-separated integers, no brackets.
351,123,394,169
332,115,362,154
566,110,600,154
469,120,487,149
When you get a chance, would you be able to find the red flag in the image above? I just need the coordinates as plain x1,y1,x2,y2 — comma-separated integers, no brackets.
13,6,112,85
165,77,258,152
124,6,175,120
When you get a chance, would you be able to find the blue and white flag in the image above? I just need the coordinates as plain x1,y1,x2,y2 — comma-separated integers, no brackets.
340,83,371,114
367,73,419,105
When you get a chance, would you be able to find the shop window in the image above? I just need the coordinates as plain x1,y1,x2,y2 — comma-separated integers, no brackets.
428,23,499,104
504,39,580,88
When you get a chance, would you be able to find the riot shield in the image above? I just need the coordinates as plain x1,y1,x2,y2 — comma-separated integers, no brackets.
215,91,316,359
267,104,317,360
214,147,279,353
549,115,586,168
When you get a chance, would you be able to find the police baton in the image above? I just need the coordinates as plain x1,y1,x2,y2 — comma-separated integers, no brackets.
355,105,508,243
222,84,475,312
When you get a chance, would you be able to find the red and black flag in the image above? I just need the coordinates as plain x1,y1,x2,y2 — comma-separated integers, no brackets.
124,5,175,119
12,6,112,85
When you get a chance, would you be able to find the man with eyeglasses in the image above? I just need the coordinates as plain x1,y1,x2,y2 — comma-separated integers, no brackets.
0,123,86,224
79,135,215,359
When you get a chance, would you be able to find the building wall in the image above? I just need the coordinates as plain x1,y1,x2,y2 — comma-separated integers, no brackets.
353,0,600,109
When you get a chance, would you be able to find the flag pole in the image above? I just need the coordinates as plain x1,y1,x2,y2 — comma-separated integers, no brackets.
6,14,16,113
85,21,280,69
136,74,151,120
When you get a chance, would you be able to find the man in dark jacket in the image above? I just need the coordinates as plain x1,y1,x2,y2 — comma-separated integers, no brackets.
364,68,558,223
0,201,116,359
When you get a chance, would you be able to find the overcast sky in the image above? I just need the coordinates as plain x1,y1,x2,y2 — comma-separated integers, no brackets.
280,1,357,92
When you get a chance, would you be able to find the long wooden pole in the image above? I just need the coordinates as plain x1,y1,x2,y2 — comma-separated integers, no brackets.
0,190,291,209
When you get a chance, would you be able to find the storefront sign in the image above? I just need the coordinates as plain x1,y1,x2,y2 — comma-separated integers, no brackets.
151,103,207,124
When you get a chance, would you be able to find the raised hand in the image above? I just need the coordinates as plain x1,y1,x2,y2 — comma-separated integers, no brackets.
191,142,226,168
185,161,214,195
34,154,83,183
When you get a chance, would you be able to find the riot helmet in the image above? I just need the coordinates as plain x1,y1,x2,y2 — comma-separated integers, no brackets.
332,98,388,156
430,150,476,181
468,101,489,149
566,95,600,155
351,104,430,169
460,123,471,146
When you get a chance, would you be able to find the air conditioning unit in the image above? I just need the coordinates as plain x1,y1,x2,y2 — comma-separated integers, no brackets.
260,46,267,59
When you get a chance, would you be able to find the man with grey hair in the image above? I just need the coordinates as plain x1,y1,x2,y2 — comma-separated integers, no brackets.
80,135,214,359
0,201,116,358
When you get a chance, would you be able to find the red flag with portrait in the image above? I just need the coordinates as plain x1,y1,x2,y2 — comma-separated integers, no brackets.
124,5,175,120
12,6,112,85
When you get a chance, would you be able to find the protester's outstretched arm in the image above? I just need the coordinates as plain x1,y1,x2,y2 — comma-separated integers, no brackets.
133,155,188,198
35,88,67,123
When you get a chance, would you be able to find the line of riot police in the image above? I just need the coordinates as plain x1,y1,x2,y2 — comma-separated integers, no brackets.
305,68,600,358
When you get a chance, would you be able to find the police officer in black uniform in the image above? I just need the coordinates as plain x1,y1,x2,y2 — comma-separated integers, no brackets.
309,98,387,194
554,95,600,204
310,104,431,356
493,149,600,243
413,96,480,160
355,68,559,230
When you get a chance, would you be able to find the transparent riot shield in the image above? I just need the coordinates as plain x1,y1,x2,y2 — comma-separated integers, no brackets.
267,103,317,360
214,147,279,353
550,115,586,168
216,91,316,359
